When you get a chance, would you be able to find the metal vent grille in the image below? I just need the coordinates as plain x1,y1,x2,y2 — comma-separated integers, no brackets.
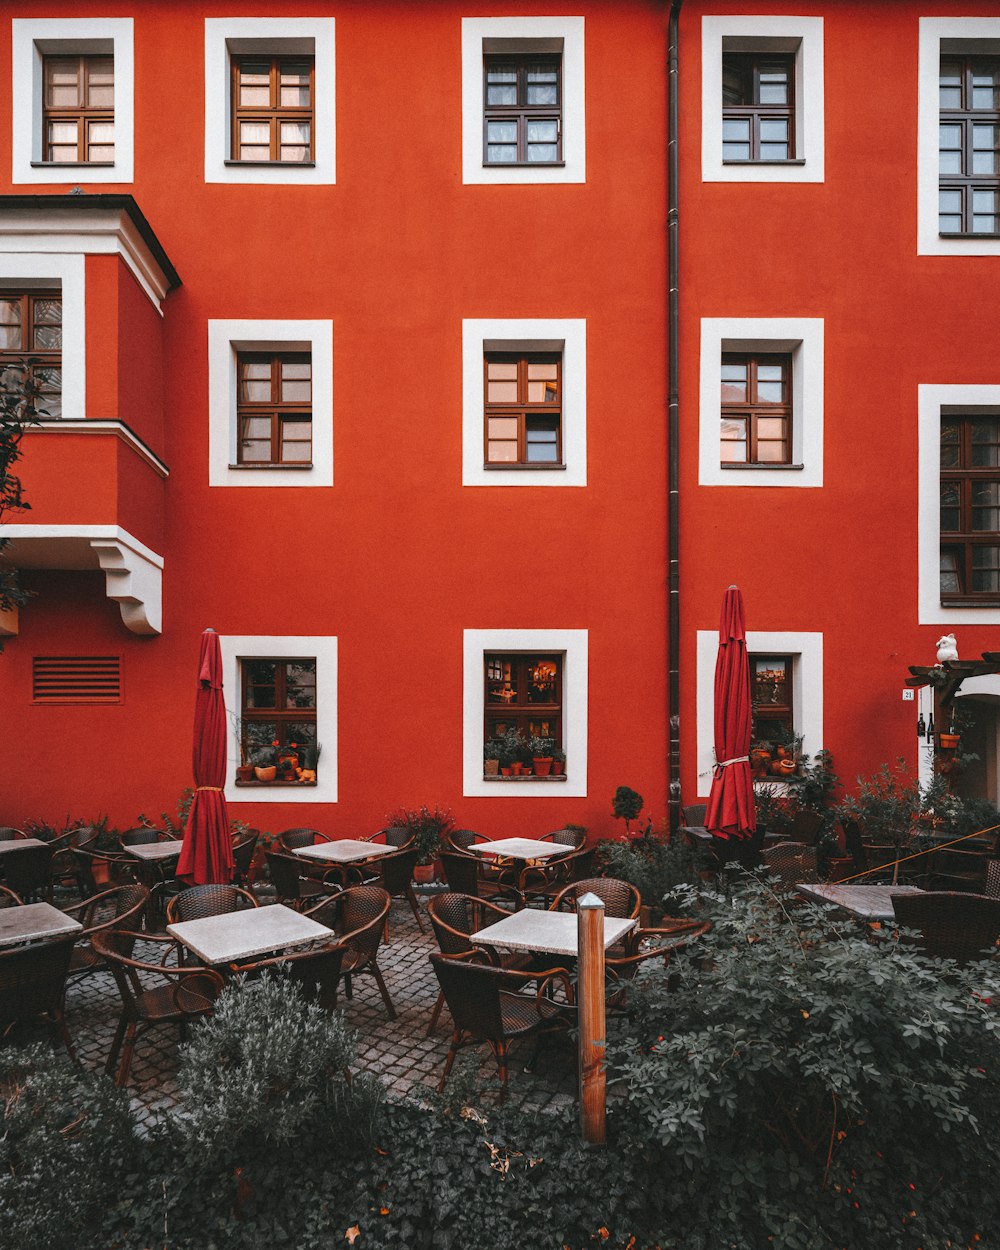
32,656,122,704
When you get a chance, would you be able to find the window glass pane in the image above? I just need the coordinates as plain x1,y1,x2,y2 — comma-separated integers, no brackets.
242,417,271,441
281,379,311,403
487,380,518,403
720,418,747,462
525,428,558,462
972,124,998,174
971,418,1000,466
526,65,558,106
721,361,747,403
972,68,999,110
756,441,787,463
86,58,115,107
722,119,750,142
284,660,316,707
939,188,963,216
972,482,1000,531
972,547,1000,591
0,300,22,350
753,657,789,706
940,420,960,466
760,142,790,160
46,62,81,107
940,64,962,109
239,64,271,107
240,441,271,462
245,661,277,707
286,722,317,748
722,63,748,106
756,417,786,441
940,548,962,594
488,417,518,440
281,441,311,463
33,324,61,350
940,482,960,531
527,119,558,143
527,140,559,162
279,63,311,107
48,122,78,145
759,119,788,143
487,441,518,462
486,64,517,106
723,142,752,161
38,298,61,324
758,76,788,106
280,120,311,162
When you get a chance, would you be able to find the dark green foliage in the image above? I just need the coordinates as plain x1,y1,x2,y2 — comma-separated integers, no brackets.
384,803,455,864
599,830,702,912
0,362,45,633
612,785,644,831
755,749,840,849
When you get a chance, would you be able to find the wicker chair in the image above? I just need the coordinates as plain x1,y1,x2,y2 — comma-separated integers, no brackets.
63,883,150,981
927,846,990,893
448,830,488,853
761,841,821,887
266,850,344,910
438,848,514,903
2,843,53,903
518,844,595,909
0,935,77,1057
0,827,28,841
166,884,259,925
90,929,224,1086
429,953,573,1093
891,891,1000,964
682,804,707,829
69,845,136,897
279,827,332,851
233,942,346,1013
365,826,415,849
120,827,168,847
304,886,396,1018
786,809,825,846
375,846,425,931
986,859,1000,900
231,829,259,889
0,884,23,907
549,877,642,920
605,918,712,1011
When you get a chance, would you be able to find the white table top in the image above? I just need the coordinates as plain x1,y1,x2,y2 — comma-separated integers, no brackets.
293,839,396,864
168,903,333,965
0,838,48,854
469,837,575,861
796,882,924,920
0,902,82,948
471,909,637,957
126,840,185,861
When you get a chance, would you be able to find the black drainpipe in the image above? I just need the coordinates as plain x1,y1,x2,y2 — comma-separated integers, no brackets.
667,0,682,834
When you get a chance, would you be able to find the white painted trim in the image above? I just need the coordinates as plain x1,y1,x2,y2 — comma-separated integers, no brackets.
701,15,824,184
461,17,585,185
12,18,134,185
696,629,823,799
918,383,1000,623
463,628,588,797
204,18,335,185
699,318,823,487
462,318,586,486
0,523,163,568
220,635,338,804
918,18,1000,256
0,253,85,419
208,320,333,487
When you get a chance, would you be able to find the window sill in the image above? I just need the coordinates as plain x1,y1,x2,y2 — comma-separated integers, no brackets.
483,773,567,782
224,160,317,169
939,232,1000,240
30,161,116,168
228,463,313,470
482,462,566,471
720,463,804,471
940,596,1000,608
722,158,806,166
235,779,318,788
483,161,566,169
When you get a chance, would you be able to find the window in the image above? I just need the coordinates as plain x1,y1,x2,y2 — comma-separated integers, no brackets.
485,654,563,756
43,54,114,164
939,57,1000,235
0,291,62,417
484,55,561,165
720,352,790,464
939,414,1000,604
231,55,313,163
484,352,561,466
462,18,584,185
701,16,824,184
237,351,312,465
239,657,318,784
750,654,800,776
722,52,794,162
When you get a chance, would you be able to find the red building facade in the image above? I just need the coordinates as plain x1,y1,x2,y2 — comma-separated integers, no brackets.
1,2,999,836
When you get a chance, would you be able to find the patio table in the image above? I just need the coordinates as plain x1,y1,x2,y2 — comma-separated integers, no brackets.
167,902,333,966
125,840,185,862
0,901,82,949
293,840,396,864
468,837,577,910
0,838,48,855
471,908,637,958
796,882,924,920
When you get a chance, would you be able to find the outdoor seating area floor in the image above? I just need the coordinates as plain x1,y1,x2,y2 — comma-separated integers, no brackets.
55,892,578,1129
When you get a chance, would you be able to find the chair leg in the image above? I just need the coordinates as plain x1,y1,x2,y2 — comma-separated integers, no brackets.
405,885,426,933
369,960,397,1020
496,1041,509,1090
115,1022,139,1087
51,1009,77,1063
344,972,353,1000
439,1031,462,1092
426,988,445,1037
106,1015,128,1076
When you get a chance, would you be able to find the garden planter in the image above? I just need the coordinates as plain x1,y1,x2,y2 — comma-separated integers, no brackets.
551,760,564,775
236,765,255,783
938,733,960,750
511,762,523,776
532,757,553,777
500,766,513,777
484,759,500,777
254,766,277,783
413,862,437,885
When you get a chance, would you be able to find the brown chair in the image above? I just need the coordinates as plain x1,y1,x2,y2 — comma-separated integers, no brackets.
539,828,587,849
986,859,1000,900
366,826,415,849
266,850,344,910
0,827,28,841
429,953,572,1093
927,846,990,893
518,845,595,909
0,935,77,1058
69,845,136,898
605,918,712,1011
305,886,396,1018
891,891,1000,964
279,827,331,851
90,929,224,1086
761,841,821,887
231,829,259,889
63,883,150,981
0,885,23,907
120,827,169,847
166,884,259,925
376,846,425,931
682,804,707,829
449,829,489,853
2,843,53,903
439,848,514,903
549,877,642,920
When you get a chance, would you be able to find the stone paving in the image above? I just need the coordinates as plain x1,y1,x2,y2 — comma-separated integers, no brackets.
58,887,577,1129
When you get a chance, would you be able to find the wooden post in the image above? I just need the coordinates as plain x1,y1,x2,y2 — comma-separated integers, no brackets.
577,891,607,1145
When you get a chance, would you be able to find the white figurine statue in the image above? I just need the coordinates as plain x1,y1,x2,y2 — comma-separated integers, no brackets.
936,634,959,664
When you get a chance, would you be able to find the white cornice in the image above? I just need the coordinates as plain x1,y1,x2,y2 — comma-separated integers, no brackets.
29,420,169,478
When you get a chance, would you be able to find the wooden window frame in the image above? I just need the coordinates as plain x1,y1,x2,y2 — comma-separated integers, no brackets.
484,653,563,752
239,656,318,783
42,53,114,165
750,654,797,776
236,350,312,468
940,414,1000,605
0,290,62,418
720,351,792,466
939,56,1000,237
483,351,562,469
722,51,795,162
231,54,315,164
483,53,562,167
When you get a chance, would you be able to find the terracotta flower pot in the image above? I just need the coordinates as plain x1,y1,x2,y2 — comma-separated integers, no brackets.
236,765,255,783
533,757,553,776
484,759,500,777
551,760,565,775
938,733,960,750
254,766,277,783
413,862,436,885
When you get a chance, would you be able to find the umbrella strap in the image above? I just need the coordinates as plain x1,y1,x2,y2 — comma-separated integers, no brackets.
714,755,749,778
195,786,224,793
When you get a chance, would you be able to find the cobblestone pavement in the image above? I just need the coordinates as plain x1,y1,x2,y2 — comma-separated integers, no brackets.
58,888,577,1129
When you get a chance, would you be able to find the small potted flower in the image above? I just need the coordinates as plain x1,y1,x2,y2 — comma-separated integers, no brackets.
529,734,555,777
498,725,522,776
252,741,278,783
551,747,566,776
483,739,503,777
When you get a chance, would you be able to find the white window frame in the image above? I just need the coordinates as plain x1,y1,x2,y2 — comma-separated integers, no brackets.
204,18,335,185
220,635,338,805
701,15,824,184
918,383,1000,624
0,253,85,421
918,17,1000,256
12,18,134,186
696,629,823,799
699,317,823,488
208,319,333,487
463,319,586,486
463,628,588,797
461,16,585,185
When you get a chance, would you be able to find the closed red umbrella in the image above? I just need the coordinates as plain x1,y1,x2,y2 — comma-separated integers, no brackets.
705,585,756,846
176,628,234,885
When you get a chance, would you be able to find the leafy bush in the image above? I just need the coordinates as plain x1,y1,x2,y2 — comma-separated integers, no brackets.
599,830,702,913
607,876,1000,1249
755,749,840,845
611,784,644,832
384,803,455,864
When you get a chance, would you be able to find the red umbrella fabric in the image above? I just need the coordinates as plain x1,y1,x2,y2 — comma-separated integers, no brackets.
705,586,756,842
176,628,234,885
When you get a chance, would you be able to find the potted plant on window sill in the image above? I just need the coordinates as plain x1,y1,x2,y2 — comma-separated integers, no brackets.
498,725,522,777
229,712,256,783
252,743,278,784
551,748,566,776
483,739,503,778
530,734,555,777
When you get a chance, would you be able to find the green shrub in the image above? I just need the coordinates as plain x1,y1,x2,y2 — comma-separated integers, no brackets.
384,804,455,864
599,831,702,913
611,784,644,832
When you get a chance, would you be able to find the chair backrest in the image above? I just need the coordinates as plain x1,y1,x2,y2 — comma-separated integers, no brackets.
449,830,482,853
788,809,824,845
0,884,23,908
841,819,868,870
378,847,420,892
430,953,506,1039
427,891,476,955
166,884,258,924
0,827,26,841
0,936,76,1027
551,877,641,919
568,848,597,882
891,891,1000,963
762,841,820,886
74,826,101,851
121,827,161,847
339,885,391,958
682,804,707,828
381,826,415,849
439,851,481,896
543,828,587,849
232,831,259,875
280,828,321,850
986,859,1000,900
3,844,53,900
266,851,310,900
